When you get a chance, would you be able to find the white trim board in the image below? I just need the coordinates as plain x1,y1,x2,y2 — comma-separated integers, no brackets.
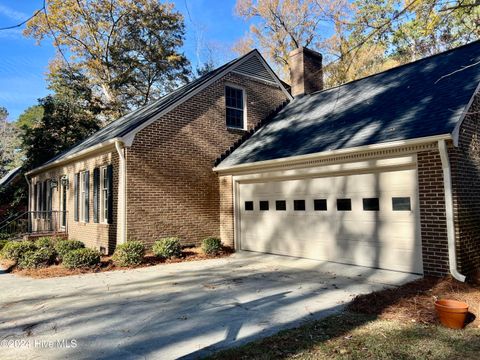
214,134,452,175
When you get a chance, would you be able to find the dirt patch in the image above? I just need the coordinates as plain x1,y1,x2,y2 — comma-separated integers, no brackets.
347,276,480,327
13,247,233,279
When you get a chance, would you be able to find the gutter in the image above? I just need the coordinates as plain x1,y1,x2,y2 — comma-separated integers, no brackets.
26,138,122,177
115,140,127,245
438,139,466,282
214,134,452,174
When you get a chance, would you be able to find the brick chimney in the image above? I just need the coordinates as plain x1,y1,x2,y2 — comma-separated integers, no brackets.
288,47,323,97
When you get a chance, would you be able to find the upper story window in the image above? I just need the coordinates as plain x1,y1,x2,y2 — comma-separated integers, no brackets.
225,85,245,129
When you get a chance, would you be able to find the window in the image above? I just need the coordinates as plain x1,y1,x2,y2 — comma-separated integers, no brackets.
80,172,86,221
225,86,245,129
259,201,269,211
275,200,286,211
100,167,109,223
79,171,89,222
363,198,380,211
314,199,327,211
337,198,352,211
245,201,254,211
293,200,306,211
392,197,411,211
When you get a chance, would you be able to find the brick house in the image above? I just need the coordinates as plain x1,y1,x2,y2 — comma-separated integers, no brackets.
27,42,480,279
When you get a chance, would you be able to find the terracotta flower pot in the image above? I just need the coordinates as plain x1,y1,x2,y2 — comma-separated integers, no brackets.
434,299,469,329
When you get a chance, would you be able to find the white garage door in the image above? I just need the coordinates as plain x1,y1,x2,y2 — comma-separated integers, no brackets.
238,168,423,274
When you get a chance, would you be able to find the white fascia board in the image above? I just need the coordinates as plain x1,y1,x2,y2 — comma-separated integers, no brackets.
214,133,453,174
26,138,122,176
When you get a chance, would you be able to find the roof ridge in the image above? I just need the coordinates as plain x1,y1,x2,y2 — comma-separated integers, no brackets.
313,40,480,96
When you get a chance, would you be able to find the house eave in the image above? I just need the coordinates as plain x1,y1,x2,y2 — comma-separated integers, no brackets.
26,138,122,177
213,133,453,174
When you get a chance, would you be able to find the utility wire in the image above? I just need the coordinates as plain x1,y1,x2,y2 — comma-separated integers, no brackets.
0,2,45,31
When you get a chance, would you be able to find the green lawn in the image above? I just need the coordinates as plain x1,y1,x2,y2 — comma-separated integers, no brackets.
207,312,480,360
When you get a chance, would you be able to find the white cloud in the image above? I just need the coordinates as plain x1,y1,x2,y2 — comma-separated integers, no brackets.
0,28,22,39
0,4,28,22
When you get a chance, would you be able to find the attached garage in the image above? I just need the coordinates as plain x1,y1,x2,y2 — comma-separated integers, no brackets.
215,42,480,279
236,164,423,274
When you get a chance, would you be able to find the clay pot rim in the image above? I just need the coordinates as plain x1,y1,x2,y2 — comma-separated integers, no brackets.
435,299,468,311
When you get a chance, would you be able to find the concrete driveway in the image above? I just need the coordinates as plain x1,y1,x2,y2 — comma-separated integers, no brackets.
0,251,420,360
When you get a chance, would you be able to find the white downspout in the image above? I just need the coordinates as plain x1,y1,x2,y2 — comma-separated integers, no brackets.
438,139,466,282
115,141,127,245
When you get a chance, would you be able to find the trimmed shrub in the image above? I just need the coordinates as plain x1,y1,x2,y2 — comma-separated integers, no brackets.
17,247,56,269
202,237,223,255
34,237,56,250
1,241,37,262
54,240,85,260
62,248,101,269
152,237,182,259
112,241,145,266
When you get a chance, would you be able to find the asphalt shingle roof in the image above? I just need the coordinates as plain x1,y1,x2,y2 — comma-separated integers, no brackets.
0,167,21,189
218,41,480,168
41,50,260,167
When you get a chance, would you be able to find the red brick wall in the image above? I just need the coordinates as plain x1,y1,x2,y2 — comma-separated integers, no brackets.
126,73,287,248
449,93,480,276
219,175,234,247
417,149,450,276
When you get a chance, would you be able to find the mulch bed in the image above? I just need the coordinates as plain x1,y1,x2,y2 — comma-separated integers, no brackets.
347,276,480,327
6,247,233,279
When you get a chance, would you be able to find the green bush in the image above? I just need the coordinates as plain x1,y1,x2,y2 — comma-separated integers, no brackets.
62,248,101,269
112,241,145,266
0,239,9,251
34,237,56,250
54,240,85,260
0,232,12,241
17,247,56,269
152,237,182,259
202,237,223,255
1,241,37,262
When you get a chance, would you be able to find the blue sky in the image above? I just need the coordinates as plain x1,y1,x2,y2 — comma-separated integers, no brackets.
0,0,249,121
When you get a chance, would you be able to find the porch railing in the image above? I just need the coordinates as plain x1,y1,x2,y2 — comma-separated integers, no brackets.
0,211,68,238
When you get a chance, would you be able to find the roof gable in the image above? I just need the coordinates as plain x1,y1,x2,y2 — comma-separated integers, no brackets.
218,41,480,168
31,50,291,174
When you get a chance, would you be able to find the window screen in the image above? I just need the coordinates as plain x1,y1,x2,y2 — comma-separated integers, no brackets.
314,199,327,211
225,86,244,128
392,197,411,211
337,198,352,211
363,198,380,211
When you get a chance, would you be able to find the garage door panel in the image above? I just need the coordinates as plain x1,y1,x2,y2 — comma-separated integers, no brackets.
336,219,417,240
332,244,423,273
239,168,423,274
